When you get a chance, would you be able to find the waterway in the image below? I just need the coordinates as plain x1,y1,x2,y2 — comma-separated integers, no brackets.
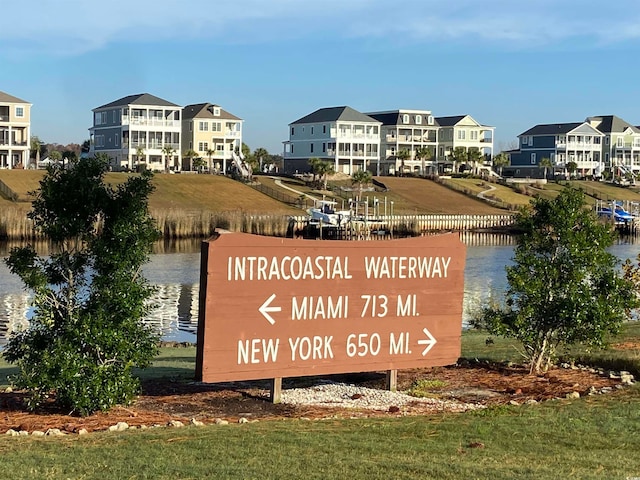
0,234,638,346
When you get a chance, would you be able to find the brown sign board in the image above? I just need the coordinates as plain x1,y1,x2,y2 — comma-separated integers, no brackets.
195,231,466,383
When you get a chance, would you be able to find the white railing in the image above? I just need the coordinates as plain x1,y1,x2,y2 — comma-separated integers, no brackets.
122,118,179,128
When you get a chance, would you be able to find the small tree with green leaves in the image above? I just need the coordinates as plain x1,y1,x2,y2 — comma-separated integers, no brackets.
540,157,553,179
309,157,334,190
161,144,176,173
183,149,198,172
473,188,638,374
397,149,411,176
493,152,509,176
351,169,372,197
415,146,432,176
3,157,160,415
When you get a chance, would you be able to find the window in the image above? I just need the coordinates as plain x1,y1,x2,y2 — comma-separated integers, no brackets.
323,125,327,134
213,107,220,116
605,137,609,145
415,115,422,124
291,144,294,153
550,153,555,163
310,143,314,153
199,121,208,131
531,153,536,165
617,137,624,147
198,142,209,152
402,114,410,124
322,143,326,153
311,126,314,135
291,127,295,136
112,111,116,123
427,115,434,125
470,131,478,140
15,107,24,117
458,129,466,140
115,134,119,146
212,122,221,132
216,143,224,152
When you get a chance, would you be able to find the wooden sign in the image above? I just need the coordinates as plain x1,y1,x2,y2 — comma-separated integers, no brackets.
195,231,465,383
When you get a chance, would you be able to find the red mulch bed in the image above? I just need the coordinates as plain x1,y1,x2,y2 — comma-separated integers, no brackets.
0,360,625,434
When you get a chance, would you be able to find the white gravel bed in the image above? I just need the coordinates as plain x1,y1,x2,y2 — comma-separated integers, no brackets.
280,382,485,413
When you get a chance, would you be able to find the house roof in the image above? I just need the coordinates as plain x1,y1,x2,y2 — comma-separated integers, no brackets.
183,103,242,121
94,93,180,110
586,115,640,134
519,122,585,136
290,106,379,125
366,111,437,127
0,91,29,104
434,115,467,127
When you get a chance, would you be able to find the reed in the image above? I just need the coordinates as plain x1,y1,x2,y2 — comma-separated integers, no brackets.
150,208,292,239
0,207,37,241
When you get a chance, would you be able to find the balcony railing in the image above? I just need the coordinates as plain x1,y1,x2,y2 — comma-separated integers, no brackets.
556,142,600,149
615,142,640,149
122,117,179,128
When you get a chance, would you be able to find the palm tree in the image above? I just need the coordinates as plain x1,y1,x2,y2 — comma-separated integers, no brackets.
135,146,145,171
351,169,372,197
183,149,198,172
492,152,509,176
566,161,578,179
205,148,215,173
309,158,334,190
397,149,411,176
161,145,175,173
467,147,483,176
539,157,553,180
253,147,269,173
415,146,432,176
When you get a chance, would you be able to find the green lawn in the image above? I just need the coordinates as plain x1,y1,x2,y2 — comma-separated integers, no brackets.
1,325,640,479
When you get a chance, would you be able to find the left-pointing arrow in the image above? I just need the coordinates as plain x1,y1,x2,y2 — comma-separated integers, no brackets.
259,293,281,325
417,327,437,356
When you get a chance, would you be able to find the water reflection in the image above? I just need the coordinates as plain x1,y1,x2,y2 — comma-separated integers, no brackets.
0,233,638,345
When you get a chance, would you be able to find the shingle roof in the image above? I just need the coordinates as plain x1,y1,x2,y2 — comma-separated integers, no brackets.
366,111,438,127
519,122,584,136
586,115,640,134
434,115,467,127
182,103,241,121
0,91,29,104
290,106,379,125
94,93,179,110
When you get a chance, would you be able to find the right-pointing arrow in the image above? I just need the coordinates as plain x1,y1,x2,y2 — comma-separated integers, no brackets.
258,293,281,325
417,327,437,356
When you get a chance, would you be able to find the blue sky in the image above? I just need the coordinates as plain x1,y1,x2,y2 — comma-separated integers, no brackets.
3,0,640,154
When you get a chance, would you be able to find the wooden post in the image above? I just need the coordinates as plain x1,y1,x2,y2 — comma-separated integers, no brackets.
385,370,397,392
270,377,282,404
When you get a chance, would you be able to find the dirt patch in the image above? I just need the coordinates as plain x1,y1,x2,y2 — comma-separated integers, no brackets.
0,362,625,434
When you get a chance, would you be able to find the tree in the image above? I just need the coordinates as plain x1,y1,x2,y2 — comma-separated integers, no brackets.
193,157,207,172
473,188,638,374
135,146,146,171
466,147,483,175
415,146,432,176
49,150,62,165
3,156,160,415
253,147,269,173
492,152,509,176
351,169,372,197
308,157,334,191
183,149,198,172
30,136,42,168
397,149,411,176
566,161,578,178
539,157,553,180
205,148,215,173
451,147,468,173
161,145,176,173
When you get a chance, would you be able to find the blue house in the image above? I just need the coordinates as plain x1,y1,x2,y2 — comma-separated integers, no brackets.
509,122,604,178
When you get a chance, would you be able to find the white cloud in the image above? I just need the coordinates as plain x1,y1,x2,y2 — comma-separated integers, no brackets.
3,0,640,57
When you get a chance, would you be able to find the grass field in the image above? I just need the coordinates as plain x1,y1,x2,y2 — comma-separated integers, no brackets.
1,325,640,479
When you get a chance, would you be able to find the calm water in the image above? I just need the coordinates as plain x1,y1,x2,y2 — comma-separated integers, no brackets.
0,234,638,345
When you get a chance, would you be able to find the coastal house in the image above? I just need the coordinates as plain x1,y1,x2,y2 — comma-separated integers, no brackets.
365,109,438,176
435,115,494,173
0,91,31,169
89,93,182,172
283,106,381,175
510,122,604,178
181,103,243,174
586,115,640,177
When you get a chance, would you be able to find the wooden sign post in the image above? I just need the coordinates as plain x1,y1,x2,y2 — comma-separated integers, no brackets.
196,231,466,400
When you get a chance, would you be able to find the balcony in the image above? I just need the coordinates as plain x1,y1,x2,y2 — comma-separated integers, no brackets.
615,142,640,150
122,117,179,128
225,130,240,137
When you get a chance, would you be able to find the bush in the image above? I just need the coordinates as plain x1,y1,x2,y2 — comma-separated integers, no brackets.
3,158,160,415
